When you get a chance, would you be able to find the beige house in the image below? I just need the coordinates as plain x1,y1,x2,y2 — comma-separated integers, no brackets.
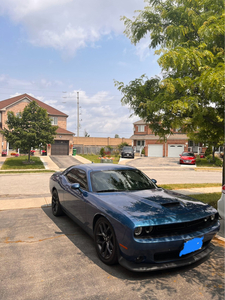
0,94,74,156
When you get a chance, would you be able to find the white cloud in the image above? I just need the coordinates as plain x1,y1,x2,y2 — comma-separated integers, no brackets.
135,38,151,61
0,74,136,137
65,90,114,105
0,0,145,56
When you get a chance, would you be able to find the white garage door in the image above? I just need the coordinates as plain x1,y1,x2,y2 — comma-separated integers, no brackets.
168,145,184,157
148,145,163,157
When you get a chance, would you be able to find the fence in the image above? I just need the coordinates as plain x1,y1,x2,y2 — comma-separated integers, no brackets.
74,145,104,155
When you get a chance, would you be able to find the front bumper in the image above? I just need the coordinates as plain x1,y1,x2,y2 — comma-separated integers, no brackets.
180,159,196,164
117,221,220,272
123,153,134,158
118,243,214,272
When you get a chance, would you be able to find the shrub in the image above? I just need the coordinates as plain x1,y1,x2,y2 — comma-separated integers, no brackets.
206,155,222,166
205,146,212,156
113,150,120,157
215,157,223,167
100,147,105,157
106,145,113,152
117,142,130,151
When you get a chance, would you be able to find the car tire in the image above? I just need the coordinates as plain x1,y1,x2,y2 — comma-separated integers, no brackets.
52,189,63,216
94,217,118,265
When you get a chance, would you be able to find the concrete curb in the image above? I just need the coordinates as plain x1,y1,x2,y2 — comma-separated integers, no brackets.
214,235,225,243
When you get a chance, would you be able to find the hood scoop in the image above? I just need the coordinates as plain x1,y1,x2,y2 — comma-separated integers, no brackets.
144,196,181,208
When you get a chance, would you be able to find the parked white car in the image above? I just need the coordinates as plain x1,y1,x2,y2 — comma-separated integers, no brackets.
217,185,225,219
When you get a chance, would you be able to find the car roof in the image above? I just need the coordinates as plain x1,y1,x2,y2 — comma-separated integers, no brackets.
74,163,136,172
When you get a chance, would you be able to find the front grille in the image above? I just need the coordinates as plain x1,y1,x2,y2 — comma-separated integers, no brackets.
135,214,218,238
154,241,210,262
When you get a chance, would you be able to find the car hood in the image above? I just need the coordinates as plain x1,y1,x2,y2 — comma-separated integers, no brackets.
181,156,195,159
96,188,216,225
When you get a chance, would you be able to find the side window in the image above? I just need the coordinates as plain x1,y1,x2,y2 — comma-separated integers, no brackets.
66,168,88,191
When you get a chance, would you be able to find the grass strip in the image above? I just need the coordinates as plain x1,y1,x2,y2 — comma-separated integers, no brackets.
1,156,45,170
160,183,221,190
0,170,55,174
188,193,220,209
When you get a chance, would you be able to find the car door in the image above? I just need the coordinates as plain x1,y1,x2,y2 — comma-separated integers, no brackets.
62,168,88,224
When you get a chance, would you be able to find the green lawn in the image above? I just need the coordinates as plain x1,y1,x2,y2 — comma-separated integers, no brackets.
188,193,220,209
78,154,120,164
1,156,45,170
160,183,221,190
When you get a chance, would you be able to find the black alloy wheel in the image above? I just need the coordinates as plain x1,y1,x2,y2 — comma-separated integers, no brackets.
52,190,63,216
94,217,118,265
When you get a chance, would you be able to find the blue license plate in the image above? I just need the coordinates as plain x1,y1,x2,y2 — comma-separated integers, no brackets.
179,237,203,257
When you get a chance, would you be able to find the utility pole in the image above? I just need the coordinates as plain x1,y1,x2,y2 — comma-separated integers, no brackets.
77,91,79,137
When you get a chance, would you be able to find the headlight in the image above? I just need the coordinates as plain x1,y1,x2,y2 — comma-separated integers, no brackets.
210,214,215,221
134,227,143,236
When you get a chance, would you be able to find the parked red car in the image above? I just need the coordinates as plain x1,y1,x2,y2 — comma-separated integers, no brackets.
179,152,196,165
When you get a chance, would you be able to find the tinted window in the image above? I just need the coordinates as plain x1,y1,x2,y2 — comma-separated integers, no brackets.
123,147,133,151
65,168,88,190
91,169,156,192
182,152,195,157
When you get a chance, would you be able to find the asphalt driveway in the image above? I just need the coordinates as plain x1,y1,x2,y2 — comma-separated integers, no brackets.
0,207,224,300
127,157,187,168
50,155,81,169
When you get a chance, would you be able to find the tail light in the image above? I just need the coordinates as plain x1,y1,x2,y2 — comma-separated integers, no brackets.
222,185,225,194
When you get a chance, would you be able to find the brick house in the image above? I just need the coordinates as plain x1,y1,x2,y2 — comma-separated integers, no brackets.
131,120,205,157
0,94,74,156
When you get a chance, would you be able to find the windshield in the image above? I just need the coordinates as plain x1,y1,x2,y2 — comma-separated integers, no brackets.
123,147,133,151
90,169,156,192
182,152,195,157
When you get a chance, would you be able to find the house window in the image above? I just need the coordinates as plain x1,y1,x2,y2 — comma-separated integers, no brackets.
50,117,58,125
137,125,145,132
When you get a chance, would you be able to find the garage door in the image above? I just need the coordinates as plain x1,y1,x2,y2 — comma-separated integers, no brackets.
51,140,69,155
168,145,184,157
148,145,163,157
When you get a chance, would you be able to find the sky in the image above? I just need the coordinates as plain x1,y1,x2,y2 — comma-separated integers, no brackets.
0,0,161,138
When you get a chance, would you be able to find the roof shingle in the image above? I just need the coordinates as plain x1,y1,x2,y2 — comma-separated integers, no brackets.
0,93,68,117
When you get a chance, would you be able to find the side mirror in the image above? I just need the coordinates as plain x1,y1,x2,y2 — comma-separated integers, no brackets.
71,183,80,190
151,179,157,184
71,183,88,197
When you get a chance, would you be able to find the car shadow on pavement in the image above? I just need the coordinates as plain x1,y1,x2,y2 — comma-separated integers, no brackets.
42,206,224,300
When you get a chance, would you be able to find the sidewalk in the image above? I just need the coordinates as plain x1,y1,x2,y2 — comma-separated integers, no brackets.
0,187,220,211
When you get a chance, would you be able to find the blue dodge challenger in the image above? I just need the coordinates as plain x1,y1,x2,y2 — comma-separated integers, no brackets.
49,163,220,272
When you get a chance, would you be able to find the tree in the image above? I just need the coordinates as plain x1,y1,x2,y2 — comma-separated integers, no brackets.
117,142,130,151
114,134,120,138
1,101,58,162
84,130,90,137
115,0,224,146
